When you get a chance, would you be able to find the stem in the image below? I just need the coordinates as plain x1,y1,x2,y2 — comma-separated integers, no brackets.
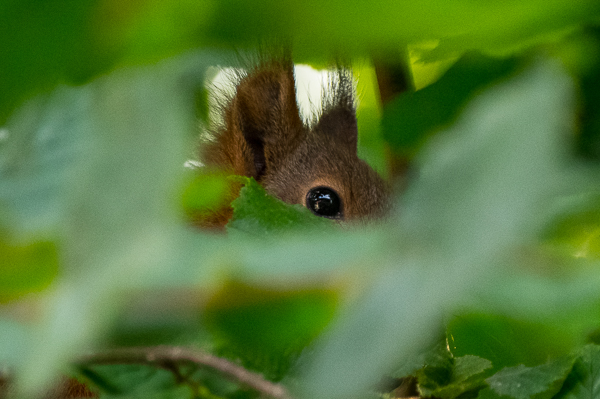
76,346,292,399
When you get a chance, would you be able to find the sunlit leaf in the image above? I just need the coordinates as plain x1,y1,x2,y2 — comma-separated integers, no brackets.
0,238,59,302
205,0,600,60
354,61,387,177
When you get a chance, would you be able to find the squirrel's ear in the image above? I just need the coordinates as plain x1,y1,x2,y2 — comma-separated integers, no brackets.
315,107,358,152
314,69,358,152
230,61,305,181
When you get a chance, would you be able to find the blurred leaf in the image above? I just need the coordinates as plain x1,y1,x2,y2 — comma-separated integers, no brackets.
297,59,578,399
182,171,232,214
382,52,519,156
399,60,575,262
543,195,600,259
448,314,577,373
205,280,338,380
205,0,600,61
0,0,116,123
464,264,600,355
227,178,332,237
554,344,600,399
95,0,213,64
0,319,31,367
83,364,194,398
574,27,600,160
3,52,220,395
2,0,599,124
354,61,387,178
0,86,93,236
0,238,59,302
481,356,574,399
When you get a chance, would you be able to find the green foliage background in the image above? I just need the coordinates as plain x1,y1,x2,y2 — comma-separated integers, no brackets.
2,1,600,399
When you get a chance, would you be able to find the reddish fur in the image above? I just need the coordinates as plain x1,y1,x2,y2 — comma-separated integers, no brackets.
56,378,98,398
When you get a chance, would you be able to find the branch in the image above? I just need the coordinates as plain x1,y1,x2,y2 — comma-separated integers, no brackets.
76,346,292,399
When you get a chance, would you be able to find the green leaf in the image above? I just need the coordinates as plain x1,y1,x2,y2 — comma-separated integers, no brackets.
205,0,600,60
447,314,578,374
482,356,574,399
382,52,519,156
204,280,338,380
429,356,492,399
0,0,113,123
83,364,194,399
554,344,600,399
5,51,222,396
297,59,578,399
354,61,388,178
227,178,332,237
0,238,58,302
417,341,492,399
182,172,230,212
574,28,600,160
543,194,600,259
394,339,448,379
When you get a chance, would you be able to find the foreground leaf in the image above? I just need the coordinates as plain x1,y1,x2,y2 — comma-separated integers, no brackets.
481,356,574,399
0,238,58,302
297,59,576,399
554,344,600,399
83,364,194,399
204,280,338,380
206,0,600,61
3,51,219,395
227,178,332,237
419,354,492,399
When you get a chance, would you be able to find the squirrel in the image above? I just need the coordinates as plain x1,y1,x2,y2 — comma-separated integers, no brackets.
195,57,390,228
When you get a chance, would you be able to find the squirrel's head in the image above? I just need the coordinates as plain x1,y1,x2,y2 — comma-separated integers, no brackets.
201,59,390,226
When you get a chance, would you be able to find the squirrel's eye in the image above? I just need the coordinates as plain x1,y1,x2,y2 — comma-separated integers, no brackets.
306,187,343,219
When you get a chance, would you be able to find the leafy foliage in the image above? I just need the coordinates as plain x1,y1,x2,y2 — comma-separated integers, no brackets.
416,347,492,399
1,2,600,399
482,357,574,399
0,238,58,302
556,345,600,399
382,52,520,156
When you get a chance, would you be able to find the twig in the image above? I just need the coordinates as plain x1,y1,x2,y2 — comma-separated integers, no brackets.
76,346,292,399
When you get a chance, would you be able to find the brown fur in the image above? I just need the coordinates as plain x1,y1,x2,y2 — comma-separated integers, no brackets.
199,58,390,227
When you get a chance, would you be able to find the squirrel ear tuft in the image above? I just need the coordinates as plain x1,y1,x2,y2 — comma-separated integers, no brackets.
315,106,358,151
230,62,305,180
315,68,358,151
